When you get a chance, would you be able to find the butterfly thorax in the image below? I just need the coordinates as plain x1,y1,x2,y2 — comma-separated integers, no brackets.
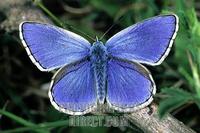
90,41,107,104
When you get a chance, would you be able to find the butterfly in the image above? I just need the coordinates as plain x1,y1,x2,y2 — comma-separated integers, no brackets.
19,14,179,115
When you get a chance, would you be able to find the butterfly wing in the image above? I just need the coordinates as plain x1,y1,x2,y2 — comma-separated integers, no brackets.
49,60,97,115
19,22,91,71
106,14,179,65
107,59,155,112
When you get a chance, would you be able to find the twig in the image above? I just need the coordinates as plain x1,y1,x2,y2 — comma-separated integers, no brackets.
0,1,197,133
125,103,196,133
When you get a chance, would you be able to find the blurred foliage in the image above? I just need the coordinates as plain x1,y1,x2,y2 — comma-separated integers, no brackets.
158,0,200,118
0,0,200,133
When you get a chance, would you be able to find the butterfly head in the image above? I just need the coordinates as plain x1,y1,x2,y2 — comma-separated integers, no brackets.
90,40,107,63
91,41,106,53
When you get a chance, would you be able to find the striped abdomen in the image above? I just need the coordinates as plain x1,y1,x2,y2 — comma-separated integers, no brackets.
90,41,107,104
93,61,107,104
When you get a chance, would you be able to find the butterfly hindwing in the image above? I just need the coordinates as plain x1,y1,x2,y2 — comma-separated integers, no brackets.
19,14,179,115
107,59,156,112
49,60,97,115
106,14,179,65
19,22,91,71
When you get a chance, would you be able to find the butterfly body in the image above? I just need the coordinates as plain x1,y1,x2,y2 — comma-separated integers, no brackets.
90,41,107,104
19,14,179,115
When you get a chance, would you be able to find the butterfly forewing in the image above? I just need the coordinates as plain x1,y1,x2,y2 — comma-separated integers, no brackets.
106,14,179,65
19,22,91,71
19,14,179,115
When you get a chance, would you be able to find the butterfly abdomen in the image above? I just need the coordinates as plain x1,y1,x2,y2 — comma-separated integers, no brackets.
90,41,107,104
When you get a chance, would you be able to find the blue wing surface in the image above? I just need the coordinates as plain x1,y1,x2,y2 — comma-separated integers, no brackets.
107,59,156,112
19,22,91,71
49,60,97,115
106,15,179,65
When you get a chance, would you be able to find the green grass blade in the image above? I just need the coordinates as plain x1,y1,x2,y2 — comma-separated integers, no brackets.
0,110,49,133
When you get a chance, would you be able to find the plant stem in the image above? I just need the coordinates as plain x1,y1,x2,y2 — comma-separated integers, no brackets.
33,0,95,41
33,0,65,28
187,51,200,98
0,110,35,127
1,120,69,133
0,110,48,133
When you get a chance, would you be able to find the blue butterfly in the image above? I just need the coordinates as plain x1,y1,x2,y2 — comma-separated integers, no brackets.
19,14,179,115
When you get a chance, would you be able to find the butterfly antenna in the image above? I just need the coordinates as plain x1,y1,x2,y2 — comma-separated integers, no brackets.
100,16,124,40
34,0,95,42
64,23,96,42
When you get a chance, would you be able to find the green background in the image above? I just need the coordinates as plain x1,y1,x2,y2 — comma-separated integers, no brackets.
0,0,199,132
